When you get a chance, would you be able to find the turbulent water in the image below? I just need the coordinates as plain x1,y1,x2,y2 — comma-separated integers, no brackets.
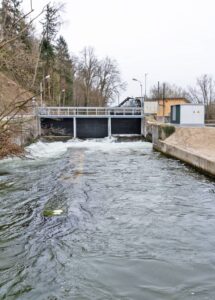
0,139,215,300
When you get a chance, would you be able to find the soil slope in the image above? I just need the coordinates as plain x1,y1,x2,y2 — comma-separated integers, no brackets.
0,72,33,110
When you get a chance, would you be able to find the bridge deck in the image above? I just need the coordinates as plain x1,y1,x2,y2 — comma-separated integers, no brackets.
37,107,144,118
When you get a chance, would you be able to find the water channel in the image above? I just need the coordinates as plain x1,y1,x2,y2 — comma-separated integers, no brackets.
0,139,215,299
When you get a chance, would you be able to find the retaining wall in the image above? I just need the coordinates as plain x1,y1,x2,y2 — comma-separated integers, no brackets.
149,123,215,177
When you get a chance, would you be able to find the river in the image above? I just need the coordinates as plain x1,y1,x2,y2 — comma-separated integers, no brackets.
0,139,215,300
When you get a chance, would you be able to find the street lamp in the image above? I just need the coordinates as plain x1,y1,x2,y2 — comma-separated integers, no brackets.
145,73,148,100
62,89,66,106
132,78,143,107
40,75,50,107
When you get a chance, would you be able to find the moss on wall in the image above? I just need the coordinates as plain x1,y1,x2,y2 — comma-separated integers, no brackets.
158,124,175,140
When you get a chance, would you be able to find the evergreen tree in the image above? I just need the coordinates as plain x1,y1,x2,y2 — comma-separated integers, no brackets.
40,3,61,103
55,36,73,106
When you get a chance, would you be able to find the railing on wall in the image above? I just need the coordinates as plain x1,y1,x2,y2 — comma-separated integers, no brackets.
37,107,144,117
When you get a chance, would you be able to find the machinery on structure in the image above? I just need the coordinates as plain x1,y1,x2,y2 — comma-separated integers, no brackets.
118,97,142,108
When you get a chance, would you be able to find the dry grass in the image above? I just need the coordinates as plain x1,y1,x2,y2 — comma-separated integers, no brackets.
0,133,24,159
0,72,33,111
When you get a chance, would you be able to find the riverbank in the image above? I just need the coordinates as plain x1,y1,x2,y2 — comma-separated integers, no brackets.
150,123,215,177
0,117,39,159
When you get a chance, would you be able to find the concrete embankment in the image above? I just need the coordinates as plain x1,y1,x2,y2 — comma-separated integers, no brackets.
149,123,215,177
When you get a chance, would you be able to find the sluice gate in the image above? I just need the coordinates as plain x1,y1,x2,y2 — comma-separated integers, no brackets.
37,107,144,138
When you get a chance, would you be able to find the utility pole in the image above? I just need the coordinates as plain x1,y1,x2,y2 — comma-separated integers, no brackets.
163,83,166,118
145,73,148,100
157,81,160,99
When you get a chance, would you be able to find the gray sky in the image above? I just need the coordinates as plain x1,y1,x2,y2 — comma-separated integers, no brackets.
23,0,215,101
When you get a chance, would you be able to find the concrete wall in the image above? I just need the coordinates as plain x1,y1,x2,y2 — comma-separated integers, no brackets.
150,123,215,177
154,140,215,177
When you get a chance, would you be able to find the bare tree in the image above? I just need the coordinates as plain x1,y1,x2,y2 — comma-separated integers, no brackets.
77,47,98,106
74,48,126,106
187,74,215,104
96,57,126,106
150,82,187,99
0,1,45,156
186,74,215,119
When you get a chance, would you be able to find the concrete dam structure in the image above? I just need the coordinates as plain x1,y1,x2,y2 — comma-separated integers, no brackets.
37,107,144,139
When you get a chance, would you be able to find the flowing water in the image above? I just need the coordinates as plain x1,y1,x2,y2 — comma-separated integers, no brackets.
0,139,215,300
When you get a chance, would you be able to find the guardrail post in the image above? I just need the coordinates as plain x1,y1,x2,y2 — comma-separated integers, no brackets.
73,117,77,139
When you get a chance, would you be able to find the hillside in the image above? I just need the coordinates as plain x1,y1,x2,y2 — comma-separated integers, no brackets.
0,72,33,111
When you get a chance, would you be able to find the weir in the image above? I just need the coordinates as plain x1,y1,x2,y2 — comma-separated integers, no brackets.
37,106,144,138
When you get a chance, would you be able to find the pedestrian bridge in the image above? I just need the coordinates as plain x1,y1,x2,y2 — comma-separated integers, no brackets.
37,107,144,138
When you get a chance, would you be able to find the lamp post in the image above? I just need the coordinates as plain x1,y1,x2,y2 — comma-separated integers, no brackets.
40,75,50,107
132,78,143,107
62,89,66,106
145,73,148,100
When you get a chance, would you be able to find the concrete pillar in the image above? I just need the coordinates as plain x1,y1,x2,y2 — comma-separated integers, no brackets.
108,117,112,138
37,117,41,136
73,117,77,139
141,117,144,136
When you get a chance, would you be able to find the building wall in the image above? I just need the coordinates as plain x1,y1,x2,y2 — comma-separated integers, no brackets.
144,101,158,114
157,98,188,117
180,105,205,125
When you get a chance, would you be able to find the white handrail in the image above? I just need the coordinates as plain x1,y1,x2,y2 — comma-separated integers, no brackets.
37,106,144,117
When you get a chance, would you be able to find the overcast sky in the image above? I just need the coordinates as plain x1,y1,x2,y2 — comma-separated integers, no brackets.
23,0,215,101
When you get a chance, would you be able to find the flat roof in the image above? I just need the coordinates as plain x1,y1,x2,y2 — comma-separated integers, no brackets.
143,97,190,103
172,103,204,106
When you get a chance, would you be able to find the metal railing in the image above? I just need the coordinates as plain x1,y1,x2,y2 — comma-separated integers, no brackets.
37,107,144,117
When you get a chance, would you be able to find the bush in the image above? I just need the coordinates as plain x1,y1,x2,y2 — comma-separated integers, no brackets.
0,134,23,159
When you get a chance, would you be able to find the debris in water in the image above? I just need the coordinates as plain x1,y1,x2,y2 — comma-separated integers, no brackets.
43,209,63,217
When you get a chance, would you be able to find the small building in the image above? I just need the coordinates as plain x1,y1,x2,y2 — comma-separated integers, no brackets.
157,97,189,117
170,104,205,125
144,99,158,114
143,97,189,117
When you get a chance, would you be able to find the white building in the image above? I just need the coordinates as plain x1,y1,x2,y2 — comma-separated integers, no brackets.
144,99,158,114
170,104,205,126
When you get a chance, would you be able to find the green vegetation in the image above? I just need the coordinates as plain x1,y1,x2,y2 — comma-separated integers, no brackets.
159,124,175,140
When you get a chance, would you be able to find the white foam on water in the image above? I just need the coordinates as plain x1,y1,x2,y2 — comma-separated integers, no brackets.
26,141,74,159
25,137,152,159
